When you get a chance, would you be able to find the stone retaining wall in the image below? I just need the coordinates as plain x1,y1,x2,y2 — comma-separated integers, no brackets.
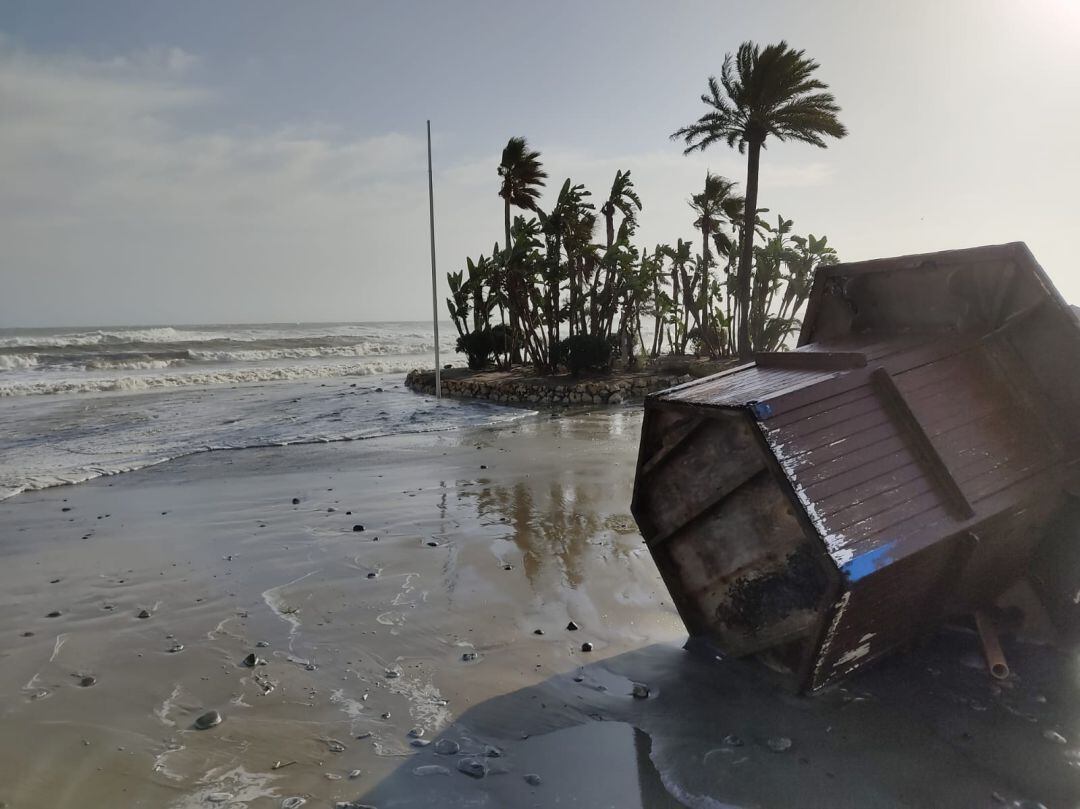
405,369,694,405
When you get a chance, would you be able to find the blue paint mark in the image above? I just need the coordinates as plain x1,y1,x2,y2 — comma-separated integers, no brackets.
840,542,897,582
750,401,773,420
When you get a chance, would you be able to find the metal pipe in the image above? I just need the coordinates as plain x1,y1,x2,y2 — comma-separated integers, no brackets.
974,610,1010,680
426,120,441,401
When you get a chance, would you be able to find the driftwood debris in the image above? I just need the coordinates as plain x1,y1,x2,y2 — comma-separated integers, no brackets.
632,243,1080,691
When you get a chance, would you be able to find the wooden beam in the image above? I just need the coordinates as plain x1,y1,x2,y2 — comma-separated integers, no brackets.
646,464,768,548
870,368,976,520
754,351,867,372
640,416,705,479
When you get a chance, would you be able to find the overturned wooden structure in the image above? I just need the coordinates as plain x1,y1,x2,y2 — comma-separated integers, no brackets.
632,243,1080,691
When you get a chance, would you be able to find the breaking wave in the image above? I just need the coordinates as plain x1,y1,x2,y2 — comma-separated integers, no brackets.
0,359,421,397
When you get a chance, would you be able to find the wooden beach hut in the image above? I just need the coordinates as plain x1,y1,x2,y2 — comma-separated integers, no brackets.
631,243,1080,691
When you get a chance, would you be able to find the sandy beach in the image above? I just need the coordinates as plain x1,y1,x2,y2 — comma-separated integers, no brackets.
0,402,1075,808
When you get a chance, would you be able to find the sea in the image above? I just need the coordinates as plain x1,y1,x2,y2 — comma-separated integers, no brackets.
0,321,526,500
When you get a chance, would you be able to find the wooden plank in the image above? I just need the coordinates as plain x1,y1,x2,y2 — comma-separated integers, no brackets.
870,367,976,520
646,464,768,548
754,351,867,372
639,416,705,479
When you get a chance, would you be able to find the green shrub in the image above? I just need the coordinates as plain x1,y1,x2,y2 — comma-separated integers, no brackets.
455,330,495,370
554,334,616,376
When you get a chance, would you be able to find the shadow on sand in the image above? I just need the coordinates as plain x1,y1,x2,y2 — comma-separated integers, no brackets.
353,627,1078,808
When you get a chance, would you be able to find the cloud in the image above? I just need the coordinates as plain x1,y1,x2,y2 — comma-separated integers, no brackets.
0,38,841,326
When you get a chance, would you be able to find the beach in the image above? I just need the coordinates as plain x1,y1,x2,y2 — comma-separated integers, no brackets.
0,390,1077,809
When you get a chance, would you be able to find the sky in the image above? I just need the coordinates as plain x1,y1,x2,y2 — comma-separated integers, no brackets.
1,0,1079,327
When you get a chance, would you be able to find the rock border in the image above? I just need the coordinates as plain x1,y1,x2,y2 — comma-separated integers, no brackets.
405,368,695,405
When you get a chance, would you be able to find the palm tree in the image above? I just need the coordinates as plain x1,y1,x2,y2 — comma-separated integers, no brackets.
689,173,742,356
671,41,847,357
600,170,642,249
498,137,548,362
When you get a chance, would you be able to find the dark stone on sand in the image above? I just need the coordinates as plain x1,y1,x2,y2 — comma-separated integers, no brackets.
456,757,487,778
722,733,743,747
78,675,97,688
346,511,352,515
484,745,503,758
50,578,61,584
461,652,477,662
375,387,383,392
137,609,151,619
327,740,347,753
194,710,223,730
353,524,365,532
480,465,487,470
61,507,71,512
533,629,544,636
766,736,792,752
503,564,513,571
413,764,449,776
426,541,438,547
566,620,579,631
242,652,266,667
410,739,431,748
631,682,650,699
434,739,460,755
291,498,300,505
524,773,542,786
327,507,336,512
408,728,425,738
46,611,62,618
581,642,593,652
256,640,270,648
366,572,377,579
168,643,185,653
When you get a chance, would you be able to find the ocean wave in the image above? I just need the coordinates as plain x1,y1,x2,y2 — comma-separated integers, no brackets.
0,360,425,397
186,342,436,362
0,354,38,370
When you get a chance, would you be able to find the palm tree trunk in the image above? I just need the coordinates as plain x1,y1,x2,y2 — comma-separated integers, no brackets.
504,198,521,364
736,139,761,359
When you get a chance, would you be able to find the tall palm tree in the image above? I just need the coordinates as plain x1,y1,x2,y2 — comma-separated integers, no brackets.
689,173,742,356
600,170,642,249
498,137,548,362
671,41,847,357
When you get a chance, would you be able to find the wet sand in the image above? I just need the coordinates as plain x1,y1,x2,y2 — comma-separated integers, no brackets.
0,408,1077,808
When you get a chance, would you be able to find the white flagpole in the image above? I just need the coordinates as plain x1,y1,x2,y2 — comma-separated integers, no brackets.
427,120,441,401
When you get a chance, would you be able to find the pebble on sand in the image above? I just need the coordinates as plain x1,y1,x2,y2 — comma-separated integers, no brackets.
291,498,300,505
194,710,223,730
461,652,477,662
766,736,793,752
137,609,152,619
353,524,365,532
168,643,185,653
631,683,650,699
524,773,542,786
1042,729,1068,745
413,764,451,776
242,653,267,667
533,629,545,636
566,620,579,631
77,675,97,688
456,757,487,779
434,739,460,755
408,728,425,738
581,642,593,652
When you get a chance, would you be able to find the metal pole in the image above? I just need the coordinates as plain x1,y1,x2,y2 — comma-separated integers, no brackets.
427,120,441,400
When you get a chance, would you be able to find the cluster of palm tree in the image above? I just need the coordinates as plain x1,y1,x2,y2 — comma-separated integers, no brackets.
446,40,847,373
